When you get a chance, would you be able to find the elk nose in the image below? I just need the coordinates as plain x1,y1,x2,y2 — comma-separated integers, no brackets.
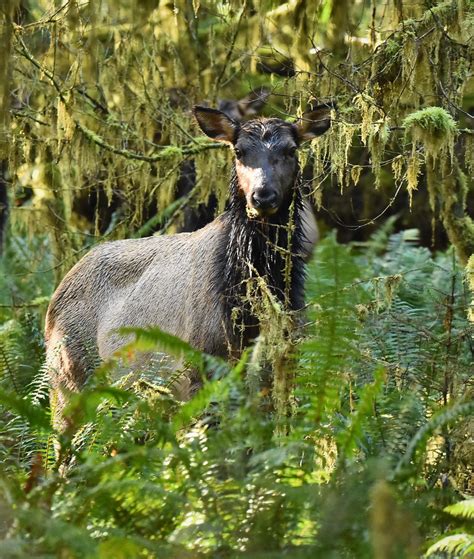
251,190,278,210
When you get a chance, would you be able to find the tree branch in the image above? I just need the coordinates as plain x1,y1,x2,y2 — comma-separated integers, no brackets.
14,32,226,163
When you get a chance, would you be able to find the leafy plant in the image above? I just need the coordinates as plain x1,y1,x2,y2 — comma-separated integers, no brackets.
0,230,472,558
426,499,474,558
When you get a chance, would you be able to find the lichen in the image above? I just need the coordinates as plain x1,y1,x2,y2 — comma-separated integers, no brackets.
354,93,390,189
402,107,459,209
0,3,14,160
406,152,421,209
467,254,474,326
401,29,418,92
464,135,474,179
350,165,362,187
240,264,296,435
403,107,458,163
438,163,474,266
368,120,390,189
323,118,357,192
391,155,404,185
373,273,403,311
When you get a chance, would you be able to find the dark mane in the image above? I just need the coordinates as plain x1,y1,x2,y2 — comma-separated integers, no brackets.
216,165,306,349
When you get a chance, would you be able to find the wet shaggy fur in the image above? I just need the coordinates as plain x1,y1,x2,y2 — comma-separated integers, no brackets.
222,168,306,346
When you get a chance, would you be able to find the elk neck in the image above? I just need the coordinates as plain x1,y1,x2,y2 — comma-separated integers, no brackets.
214,165,307,347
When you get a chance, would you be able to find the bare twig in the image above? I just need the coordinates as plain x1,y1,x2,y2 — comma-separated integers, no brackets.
213,1,247,102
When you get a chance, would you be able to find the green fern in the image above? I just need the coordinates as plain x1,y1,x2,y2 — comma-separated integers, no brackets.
394,400,474,477
297,232,368,433
0,316,43,396
426,534,474,558
0,230,472,557
445,500,474,521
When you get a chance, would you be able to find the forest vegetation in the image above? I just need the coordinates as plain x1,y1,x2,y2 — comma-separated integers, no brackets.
0,0,473,557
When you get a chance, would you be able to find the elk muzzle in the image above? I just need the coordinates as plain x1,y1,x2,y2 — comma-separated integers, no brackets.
237,164,282,217
250,188,279,216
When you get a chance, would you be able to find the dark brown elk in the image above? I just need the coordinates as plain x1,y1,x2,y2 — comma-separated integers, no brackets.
45,103,333,427
175,90,319,259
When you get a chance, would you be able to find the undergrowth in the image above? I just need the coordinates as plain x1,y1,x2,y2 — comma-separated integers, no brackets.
0,228,472,558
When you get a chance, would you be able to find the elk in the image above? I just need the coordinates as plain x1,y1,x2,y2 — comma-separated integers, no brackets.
45,103,333,427
175,90,319,260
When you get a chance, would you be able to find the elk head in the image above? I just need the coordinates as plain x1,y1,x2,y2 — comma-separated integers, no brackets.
194,103,334,218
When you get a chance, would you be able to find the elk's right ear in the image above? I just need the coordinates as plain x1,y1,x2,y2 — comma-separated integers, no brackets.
193,106,237,143
295,102,335,142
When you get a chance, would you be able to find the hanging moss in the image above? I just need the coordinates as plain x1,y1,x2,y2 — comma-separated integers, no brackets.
464,135,474,179
468,255,474,326
375,38,402,67
354,94,390,189
243,272,295,436
403,107,458,162
350,165,362,187
401,29,418,94
437,162,474,266
402,107,458,211
324,118,357,192
6,0,473,299
34,147,79,282
406,152,421,208
0,2,15,160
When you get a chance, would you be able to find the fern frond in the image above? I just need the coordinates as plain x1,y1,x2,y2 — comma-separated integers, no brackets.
394,400,474,477
118,325,224,372
444,500,474,521
298,233,367,427
425,534,474,558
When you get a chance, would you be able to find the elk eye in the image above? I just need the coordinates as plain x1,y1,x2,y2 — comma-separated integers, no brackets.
285,146,297,157
234,147,244,158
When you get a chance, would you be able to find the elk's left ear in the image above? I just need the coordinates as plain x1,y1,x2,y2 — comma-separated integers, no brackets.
295,103,335,142
193,106,237,143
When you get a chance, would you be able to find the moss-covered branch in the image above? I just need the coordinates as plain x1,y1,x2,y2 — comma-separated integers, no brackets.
435,161,474,266
402,107,473,265
76,121,225,163
15,32,225,164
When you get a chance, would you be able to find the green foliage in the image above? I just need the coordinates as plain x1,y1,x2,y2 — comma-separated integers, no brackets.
426,534,474,558
445,500,474,520
299,233,366,422
426,499,474,558
403,107,458,143
4,0,473,261
0,234,53,472
0,230,472,557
